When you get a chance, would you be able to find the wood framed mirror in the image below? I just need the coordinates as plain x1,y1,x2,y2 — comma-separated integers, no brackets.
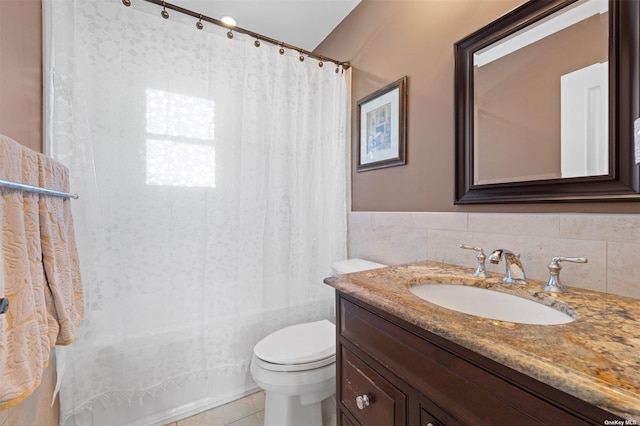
455,0,640,204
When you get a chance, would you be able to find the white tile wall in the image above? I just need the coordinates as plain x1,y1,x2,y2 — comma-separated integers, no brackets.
348,212,640,299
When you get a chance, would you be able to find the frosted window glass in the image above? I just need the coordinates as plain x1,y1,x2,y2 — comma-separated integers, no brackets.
145,89,215,140
145,89,216,187
145,139,216,187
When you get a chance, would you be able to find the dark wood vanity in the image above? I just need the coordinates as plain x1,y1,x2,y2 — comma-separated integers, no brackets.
336,292,623,425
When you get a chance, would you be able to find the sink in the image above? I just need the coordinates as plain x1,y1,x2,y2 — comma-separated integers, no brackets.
410,284,574,325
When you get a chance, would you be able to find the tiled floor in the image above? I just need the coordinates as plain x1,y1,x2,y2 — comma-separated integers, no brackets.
166,391,337,426
167,391,265,426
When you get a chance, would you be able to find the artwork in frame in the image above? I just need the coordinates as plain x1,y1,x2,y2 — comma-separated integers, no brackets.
356,76,407,172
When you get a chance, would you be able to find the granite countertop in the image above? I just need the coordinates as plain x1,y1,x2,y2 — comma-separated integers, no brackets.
324,260,640,421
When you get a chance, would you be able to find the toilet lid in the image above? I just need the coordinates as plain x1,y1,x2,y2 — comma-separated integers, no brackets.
254,319,336,365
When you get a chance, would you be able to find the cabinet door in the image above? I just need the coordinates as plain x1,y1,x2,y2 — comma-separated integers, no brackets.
341,347,406,426
340,411,359,426
420,407,445,426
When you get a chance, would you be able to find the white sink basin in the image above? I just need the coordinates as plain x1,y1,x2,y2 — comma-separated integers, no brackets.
410,284,574,325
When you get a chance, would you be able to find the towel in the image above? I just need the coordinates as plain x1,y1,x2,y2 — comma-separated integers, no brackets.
0,135,50,409
0,134,83,410
38,152,84,345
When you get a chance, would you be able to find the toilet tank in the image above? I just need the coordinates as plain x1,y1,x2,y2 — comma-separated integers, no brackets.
331,258,386,275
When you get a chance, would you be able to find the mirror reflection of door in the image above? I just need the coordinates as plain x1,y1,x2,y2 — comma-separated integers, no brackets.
560,62,608,178
472,0,608,186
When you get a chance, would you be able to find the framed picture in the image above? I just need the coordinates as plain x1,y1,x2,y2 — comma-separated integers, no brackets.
356,76,407,172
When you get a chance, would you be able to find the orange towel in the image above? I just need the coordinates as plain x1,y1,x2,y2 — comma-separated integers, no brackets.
0,134,83,410
38,152,84,345
0,135,50,409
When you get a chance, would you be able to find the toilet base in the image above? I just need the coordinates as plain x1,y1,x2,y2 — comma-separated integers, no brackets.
250,353,336,426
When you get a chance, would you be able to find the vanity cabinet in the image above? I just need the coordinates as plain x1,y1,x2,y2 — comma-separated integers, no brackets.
336,292,620,426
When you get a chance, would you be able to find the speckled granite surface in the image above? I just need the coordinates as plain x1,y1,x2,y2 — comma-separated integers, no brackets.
324,260,640,421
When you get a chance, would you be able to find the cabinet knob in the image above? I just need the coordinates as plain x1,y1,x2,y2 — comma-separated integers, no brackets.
355,394,370,410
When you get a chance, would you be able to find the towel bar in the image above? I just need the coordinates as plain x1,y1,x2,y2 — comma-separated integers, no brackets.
0,179,79,199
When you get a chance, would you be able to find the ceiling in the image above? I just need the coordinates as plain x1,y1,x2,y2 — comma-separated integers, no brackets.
169,0,361,51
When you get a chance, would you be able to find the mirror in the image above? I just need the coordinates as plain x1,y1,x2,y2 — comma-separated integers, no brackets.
455,0,640,204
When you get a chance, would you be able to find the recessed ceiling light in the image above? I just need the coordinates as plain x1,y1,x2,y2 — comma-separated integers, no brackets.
221,16,237,27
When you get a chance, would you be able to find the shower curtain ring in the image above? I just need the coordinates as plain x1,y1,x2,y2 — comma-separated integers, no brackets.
161,2,169,19
122,0,131,6
196,15,204,30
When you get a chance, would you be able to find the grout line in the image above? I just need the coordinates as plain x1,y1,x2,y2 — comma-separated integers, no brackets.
604,240,609,294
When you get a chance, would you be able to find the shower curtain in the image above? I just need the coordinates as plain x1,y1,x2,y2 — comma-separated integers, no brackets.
44,0,349,423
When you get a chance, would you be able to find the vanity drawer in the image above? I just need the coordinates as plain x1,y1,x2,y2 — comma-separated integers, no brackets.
341,347,406,426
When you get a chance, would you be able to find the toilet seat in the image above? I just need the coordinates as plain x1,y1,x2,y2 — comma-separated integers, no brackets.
253,353,336,372
254,320,336,371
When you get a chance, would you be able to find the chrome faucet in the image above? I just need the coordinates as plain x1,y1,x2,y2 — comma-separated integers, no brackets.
543,256,588,293
488,249,527,284
459,244,491,278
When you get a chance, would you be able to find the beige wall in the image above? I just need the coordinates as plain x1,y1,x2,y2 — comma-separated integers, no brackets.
0,0,58,424
0,0,43,153
316,0,640,214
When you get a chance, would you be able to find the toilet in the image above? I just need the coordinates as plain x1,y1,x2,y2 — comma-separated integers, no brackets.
250,258,386,426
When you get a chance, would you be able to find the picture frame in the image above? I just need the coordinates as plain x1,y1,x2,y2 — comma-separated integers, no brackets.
356,76,407,172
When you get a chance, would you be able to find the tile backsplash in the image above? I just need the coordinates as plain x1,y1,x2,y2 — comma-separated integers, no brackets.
348,212,640,299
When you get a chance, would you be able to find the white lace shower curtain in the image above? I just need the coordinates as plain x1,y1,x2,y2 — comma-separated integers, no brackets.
44,0,349,423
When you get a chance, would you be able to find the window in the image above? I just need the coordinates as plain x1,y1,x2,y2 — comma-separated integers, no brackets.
145,89,216,187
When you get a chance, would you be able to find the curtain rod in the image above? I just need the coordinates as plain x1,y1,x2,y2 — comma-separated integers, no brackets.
123,0,350,71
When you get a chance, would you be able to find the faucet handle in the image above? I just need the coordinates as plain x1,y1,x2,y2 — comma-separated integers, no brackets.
459,244,491,278
553,256,588,264
543,256,588,293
